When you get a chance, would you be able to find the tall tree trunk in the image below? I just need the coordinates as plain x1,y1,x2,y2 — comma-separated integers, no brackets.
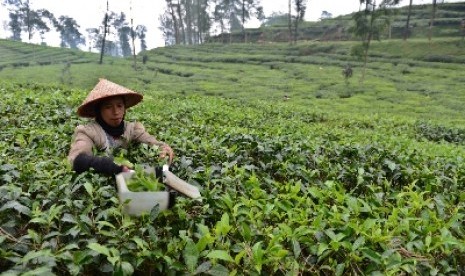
176,1,186,44
288,0,292,43
361,2,376,83
130,22,136,68
228,4,232,44
293,1,300,44
197,0,202,44
403,0,413,40
219,19,225,43
242,0,246,43
185,0,193,44
130,0,136,69
364,1,370,42
293,18,298,43
428,0,437,41
99,1,109,65
193,0,198,44
25,0,31,41
168,1,180,44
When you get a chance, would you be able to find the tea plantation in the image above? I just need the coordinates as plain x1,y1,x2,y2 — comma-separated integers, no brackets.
1,36,465,275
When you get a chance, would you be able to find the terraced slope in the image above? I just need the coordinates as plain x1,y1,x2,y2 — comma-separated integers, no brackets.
0,37,464,125
0,39,97,69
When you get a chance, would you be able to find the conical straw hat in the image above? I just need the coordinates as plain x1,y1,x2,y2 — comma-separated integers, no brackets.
77,78,143,118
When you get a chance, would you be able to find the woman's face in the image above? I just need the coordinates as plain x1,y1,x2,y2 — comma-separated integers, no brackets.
99,96,125,127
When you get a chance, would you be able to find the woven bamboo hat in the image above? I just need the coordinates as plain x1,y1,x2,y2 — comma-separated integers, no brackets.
77,78,143,118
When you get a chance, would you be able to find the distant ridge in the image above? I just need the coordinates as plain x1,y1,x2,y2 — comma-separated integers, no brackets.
208,1,465,43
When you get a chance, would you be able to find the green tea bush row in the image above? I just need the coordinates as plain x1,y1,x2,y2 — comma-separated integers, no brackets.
1,81,465,275
415,122,465,144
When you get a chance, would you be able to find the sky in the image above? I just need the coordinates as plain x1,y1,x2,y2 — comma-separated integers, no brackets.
0,0,462,51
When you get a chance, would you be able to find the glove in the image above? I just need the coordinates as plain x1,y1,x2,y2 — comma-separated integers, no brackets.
73,153,123,175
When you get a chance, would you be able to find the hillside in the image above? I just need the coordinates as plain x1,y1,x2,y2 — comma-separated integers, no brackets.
211,1,465,43
0,39,97,69
1,20,465,274
0,36,464,124
2,46,465,275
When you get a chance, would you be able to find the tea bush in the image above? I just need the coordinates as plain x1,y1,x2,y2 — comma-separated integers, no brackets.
1,81,465,275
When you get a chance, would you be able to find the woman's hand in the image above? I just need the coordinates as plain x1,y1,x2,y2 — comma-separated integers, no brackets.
121,165,131,172
160,144,174,164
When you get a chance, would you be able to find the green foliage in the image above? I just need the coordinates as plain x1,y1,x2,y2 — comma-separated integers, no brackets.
1,79,465,274
415,122,465,144
0,38,97,67
113,156,134,169
0,38,464,123
0,26,465,274
126,165,164,192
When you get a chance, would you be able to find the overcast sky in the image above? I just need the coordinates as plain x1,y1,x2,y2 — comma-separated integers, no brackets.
1,0,462,50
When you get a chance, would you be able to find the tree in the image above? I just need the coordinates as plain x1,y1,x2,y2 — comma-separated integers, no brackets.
196,0,211,44
85,27,100,52
113,12,131,57
4,0,26,40
288,0,292,43
159,9,177,45
4,0,54,42
428,0,437,41
293,0,307,43
178,0,211,45
130,1,136,68
175,0,186,44
403,0,413,40
212,0,262,43
240,0,263,42
135,25,147,51
103,40,118,56
184,0,193,44
159,0,209,45
8,12,21,40
262,12,287,27
350,0,400,82
213,0,242,41
288,0,307,44
28,9,54,41
54,16,85,49
164,0,181,44
99,0,109,64
213,0,233,42
96,11,130,57
320,11,332,20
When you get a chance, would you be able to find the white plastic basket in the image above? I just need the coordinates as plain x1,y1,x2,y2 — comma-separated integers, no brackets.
115,171,171,216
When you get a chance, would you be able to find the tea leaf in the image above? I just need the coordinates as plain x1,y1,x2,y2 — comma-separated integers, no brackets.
88,243,111,257
352,236,365,251
214,213,231,236
206,264,229,276
195,261,212,274
362,249,382,265
183,239,199,272
83,182,93,197
120,261,134,276
206,250,233,262
292,239,301,258
1,200,30,215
